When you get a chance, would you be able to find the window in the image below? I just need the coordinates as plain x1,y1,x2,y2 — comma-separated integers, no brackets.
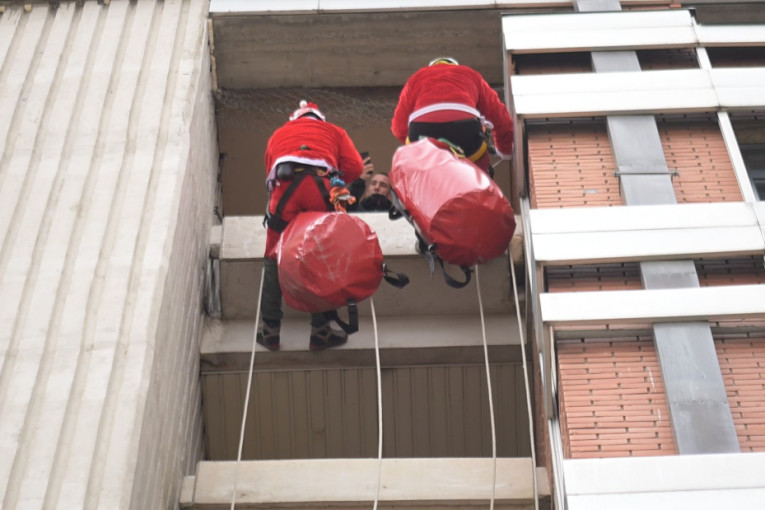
741,144,765,200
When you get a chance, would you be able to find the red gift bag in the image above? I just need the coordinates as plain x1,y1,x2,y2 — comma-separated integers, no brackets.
390,138,516,267
277,211,384,312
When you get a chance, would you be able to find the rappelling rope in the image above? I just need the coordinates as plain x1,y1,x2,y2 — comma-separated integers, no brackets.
510,259,539,510
474,264,497,509
230,265,266,509
371,298,384,509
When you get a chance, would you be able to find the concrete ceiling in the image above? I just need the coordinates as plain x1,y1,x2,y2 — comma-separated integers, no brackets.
208,8,517,90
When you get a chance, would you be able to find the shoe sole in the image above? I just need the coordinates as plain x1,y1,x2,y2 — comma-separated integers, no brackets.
256,337,280,352
309,338,347,351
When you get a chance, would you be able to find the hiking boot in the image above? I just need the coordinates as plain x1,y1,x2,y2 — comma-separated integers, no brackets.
309,323,348,351
256,320,281,351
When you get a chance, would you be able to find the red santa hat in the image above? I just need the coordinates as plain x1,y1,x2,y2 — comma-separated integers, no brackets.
289,100,326,121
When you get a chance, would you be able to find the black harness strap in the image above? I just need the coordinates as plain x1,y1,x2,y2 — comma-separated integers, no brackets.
382,263,410,289
390,188,472,289
435,256,473,289
415,231,472,289
323,300,359,334
266,171,333,233
408,117,485,161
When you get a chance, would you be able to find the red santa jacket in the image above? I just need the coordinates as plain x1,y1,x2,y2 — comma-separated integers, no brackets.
391,64,514,158
264,117,363,259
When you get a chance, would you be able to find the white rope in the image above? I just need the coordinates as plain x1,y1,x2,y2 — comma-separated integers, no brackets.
510,259,540,510
474,265,497,509
230,265,266,510
371,298,384,509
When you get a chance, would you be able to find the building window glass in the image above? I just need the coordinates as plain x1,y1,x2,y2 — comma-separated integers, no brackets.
741,144,765,200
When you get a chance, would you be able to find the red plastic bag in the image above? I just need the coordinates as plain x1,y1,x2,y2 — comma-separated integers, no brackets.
390,138,516,267
277,211,384,312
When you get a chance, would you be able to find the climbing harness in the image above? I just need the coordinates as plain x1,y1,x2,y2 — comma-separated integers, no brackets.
407,119,489,165
264,168,334,233
265,164,358,230
406,102,497,167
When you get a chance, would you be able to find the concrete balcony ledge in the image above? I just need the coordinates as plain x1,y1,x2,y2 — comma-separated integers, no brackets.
213,214,524,320
181,458,550,509
202,313,524,372
541,283,765,326
564,452,765,509
530,202,765,265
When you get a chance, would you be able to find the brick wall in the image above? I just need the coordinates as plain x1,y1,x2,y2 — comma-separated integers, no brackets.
528,122,621,208
717,338,765,452
659,119,743,203
528,118,741,208
558,338,676,458
558,335,765,458
546,262,643,293
637,48,698,70
546,257,765,293
697,258,765,286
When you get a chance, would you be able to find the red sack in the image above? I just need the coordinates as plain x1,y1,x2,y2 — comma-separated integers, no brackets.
277,211,384,312
390,138,516,267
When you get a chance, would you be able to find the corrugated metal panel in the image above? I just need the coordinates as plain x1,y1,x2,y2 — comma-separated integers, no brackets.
202,363,532,461
0,1,213,508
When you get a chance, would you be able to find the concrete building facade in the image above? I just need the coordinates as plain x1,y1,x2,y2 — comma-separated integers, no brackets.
0,0,214,507
2,0,765,509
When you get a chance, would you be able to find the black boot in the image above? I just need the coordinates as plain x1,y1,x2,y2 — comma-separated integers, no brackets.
309,323,348,351
256,320,281,351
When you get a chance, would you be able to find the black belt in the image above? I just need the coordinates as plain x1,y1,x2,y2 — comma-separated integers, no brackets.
275,162,327,180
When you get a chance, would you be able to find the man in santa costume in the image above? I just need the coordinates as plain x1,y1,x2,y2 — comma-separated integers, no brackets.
258,100,363,351
391,57,514,174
